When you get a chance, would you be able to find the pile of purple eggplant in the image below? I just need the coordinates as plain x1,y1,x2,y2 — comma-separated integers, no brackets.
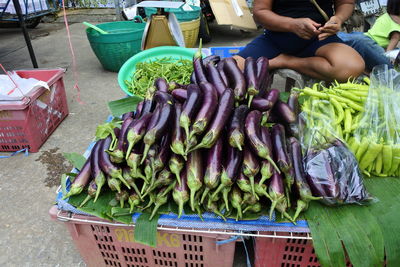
63,50,322,222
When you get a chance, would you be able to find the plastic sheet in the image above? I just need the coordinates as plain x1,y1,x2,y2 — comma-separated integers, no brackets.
299,97,373,205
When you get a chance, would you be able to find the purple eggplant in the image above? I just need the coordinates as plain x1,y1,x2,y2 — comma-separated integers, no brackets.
287,91,300,117
245,110,280,172
244,57,258,106
63,157,92,199
122,112,134,121
109,117,134,163
256,57,270,96
223,57,246,102
141,103,173,164
212,146,243,211
99,136,131,189
250,97,275,111
154,77,169,92
187,150,204,211
191,88,234,151
217,59,229,87
172,166,189,218
265,89,280,108
272,100,296,124
268,169,293,222
190,72,197,84
203,55,221,66
140,86,156,118
171,89,187,103
134,100,144,119
126,148,147,182
231,185,243,221
228,105,249,151
154,91,174,106
200,138,223,204
169,153,184,186
258,127,274,185
91,140,106,202
79,180,97,207
153,133,171,175
193,42,208,84
168,81,187,91
271,124,293,192
242,146,260,197
290,137,321,221
189,82,219,140
125,112,152,158
171,103,186,157
206,62,227,96
180,84,203,145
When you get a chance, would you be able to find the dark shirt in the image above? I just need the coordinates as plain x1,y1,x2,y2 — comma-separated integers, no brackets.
272,0,334,24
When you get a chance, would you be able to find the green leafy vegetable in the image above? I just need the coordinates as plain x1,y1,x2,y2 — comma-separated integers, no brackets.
125,57,193,98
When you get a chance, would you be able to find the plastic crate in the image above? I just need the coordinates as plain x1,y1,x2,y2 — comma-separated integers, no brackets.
209,46,245,58
0,69,68,152
49,206,236,267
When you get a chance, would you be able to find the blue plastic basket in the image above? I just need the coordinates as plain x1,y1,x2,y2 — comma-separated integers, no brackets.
210,46,245,58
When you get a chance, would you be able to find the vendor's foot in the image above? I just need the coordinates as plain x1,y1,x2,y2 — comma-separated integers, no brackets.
269,54,292,69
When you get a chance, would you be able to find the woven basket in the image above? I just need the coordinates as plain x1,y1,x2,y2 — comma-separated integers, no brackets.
180,18,200,48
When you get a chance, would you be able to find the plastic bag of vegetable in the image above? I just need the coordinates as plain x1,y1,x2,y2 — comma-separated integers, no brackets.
299,98,374,205
350,65,400,177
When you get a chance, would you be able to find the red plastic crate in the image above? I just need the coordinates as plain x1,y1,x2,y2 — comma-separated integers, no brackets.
49,206,236,267
0,69,69,152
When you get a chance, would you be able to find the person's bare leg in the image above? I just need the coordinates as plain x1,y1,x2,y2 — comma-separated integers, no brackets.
269,43,365,82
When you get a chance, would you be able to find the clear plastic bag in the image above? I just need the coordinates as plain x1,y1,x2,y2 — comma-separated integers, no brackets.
351,65,400,177
299,97,373,205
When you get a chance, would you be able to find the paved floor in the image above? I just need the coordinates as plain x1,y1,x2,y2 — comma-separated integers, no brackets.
0,10,262,266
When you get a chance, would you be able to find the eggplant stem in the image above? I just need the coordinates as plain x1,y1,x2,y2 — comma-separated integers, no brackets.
196,206,204,221
131,183,142,200
211,184,224,200
120,199,124,208
233,138,243,151
177,200,184,218
140,145,151,165
214,209,226,221
249,176,256,197
293,200,307,222
125,142,135,160
62,186,83,200
150,203,161,220
117,175,131,190
79,195,92,207
266,156,281,174
94,184,104,203
190,189,196,212
236,206,242,221
200,188,210,204
247,94,254,108
175,172,182,187
269,200,277,219
222,188,230,212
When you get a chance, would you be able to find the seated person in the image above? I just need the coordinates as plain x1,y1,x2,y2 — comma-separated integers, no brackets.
337,0,400,72
233,0,365,82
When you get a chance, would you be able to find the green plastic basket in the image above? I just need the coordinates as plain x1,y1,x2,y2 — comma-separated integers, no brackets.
118,46,195,96
86,20,146,72
144,5,201,22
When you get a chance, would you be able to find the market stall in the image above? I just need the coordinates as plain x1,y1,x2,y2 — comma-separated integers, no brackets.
51,45,400,267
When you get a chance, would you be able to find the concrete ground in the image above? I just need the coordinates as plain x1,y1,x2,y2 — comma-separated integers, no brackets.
0,9,263,267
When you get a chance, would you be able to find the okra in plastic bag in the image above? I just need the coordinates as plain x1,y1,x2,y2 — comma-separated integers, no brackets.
350,65,400,177
299,97,373,205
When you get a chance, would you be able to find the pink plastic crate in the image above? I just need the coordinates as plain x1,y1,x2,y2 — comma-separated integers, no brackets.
49,206,236,267
254,232,353,267
0,69,69,152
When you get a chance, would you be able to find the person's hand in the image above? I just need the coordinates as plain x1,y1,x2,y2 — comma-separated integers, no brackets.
291,18,321,40
318,16,342,40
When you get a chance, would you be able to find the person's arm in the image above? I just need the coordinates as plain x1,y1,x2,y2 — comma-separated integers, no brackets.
318,0,355,40
387,31,400,51
253,0,321,39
